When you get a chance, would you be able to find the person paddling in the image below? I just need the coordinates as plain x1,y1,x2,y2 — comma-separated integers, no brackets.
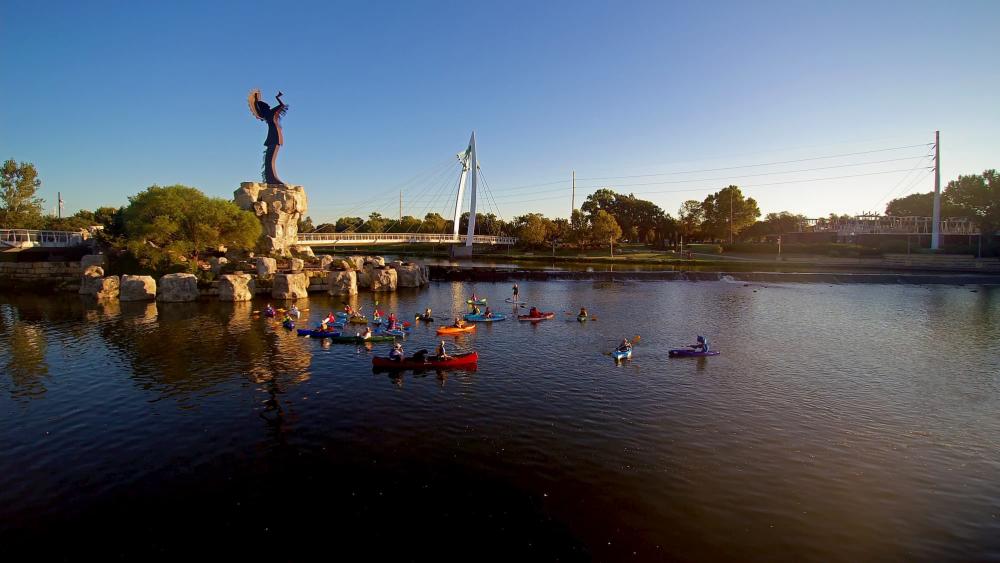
512,282,519,301
484,306,493,319
617,338,632,353
289,304,300,319
579,307,588,319
361,326,373,340
435,340,451,360
689,335,710,353
389,342,404,362
528,306,541,318
452,317,466,328
422,308,432,320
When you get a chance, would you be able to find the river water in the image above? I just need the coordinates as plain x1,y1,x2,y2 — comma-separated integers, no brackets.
1,281,998,560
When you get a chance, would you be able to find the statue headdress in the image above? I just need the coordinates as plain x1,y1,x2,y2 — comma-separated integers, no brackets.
247,88,264,121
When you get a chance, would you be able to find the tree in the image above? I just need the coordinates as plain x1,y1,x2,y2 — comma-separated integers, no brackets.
334,217,363,232
885,192,968,218
93,206,123,235
121,185,261,263
360,212,388,233
512,213,551,248
678,200,703,240
568,209,590,247
0,159,45,228
297,215,315,233
421,212,448,233
590,210,622,246
701,185,760,241
945,169,1000,237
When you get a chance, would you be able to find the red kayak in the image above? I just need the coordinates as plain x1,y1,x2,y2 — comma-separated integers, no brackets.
517,312,555,321
372,351,479,369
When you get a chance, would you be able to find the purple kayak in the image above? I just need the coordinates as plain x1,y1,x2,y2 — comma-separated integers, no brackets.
668,349,720,358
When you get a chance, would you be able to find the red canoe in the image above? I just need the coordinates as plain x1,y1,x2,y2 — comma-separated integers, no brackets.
517,312,555,321
372,351,479,369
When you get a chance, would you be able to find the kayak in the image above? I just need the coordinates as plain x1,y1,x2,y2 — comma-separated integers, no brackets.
302,331,395,343
668,349,720,358
504,297,525,304
466,298,488,305
375,328,407,337
263,309,276,318
463,313,507,322
297,328,340,337
517,312,554,321
282,320,295,330
612,348,632,361
414,314,434,323
437,324,477,335
372,351,479,370
348,316,369,324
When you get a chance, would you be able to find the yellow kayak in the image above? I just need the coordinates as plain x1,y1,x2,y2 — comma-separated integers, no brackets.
436,324,477,335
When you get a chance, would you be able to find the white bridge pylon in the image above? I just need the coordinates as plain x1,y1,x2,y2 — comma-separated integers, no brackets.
298,132,516,248
453,131,478,247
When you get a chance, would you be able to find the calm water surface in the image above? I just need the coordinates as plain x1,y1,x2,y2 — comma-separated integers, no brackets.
1,281,998,560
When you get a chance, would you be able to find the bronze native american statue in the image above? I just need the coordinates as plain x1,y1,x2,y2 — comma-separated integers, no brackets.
247,89,288,185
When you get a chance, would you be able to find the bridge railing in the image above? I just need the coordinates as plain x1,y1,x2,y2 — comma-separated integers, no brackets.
297,232,517,245
0,229,87,248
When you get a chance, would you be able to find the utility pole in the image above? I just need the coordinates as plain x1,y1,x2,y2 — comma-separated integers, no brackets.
58,192,63,218
571,170,576,216
931,130,941,250
399,190,402,222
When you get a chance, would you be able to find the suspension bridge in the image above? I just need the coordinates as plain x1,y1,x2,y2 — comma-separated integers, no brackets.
298,132,516,254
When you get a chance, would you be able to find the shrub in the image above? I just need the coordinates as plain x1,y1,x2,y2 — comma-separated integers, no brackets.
686,243,723,254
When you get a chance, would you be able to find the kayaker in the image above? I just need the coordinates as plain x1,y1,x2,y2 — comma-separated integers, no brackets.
579,307,588,318
320,318,330,331
361,326,373,340
282,313,293,324
512,282,519,301
435,340,451,360
470,292,478,302
528,306,541,318
423,307,432,320
289,304,300,319
689,335,710,353
264,304,275,316
388,312,397,326
326,311,337,324
484,306,493,318
617,338,632,353
452,317,466,328
343,304,353,315
472,305,482,315
389,343,404,362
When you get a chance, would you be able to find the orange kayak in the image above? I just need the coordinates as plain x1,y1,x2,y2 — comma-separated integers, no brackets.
436,324,477,335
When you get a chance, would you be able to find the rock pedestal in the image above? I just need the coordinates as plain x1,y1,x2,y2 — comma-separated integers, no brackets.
157,273,199,302
119,275,157,301
234,181,310,257
369,267,397,292
389,261,429,287
219,274,254,301
256,257,277,276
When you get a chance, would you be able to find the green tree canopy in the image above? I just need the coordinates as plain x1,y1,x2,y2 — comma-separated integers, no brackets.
512,213,551,247
678,200,703,239
0,159,44,229
334,217,364,232
590,209,622,245
121,185,261,260
701,185,760,241
297,215,315,233
944,169,999,235
885,192,968,218
421,212,448,233
580,189,669,243
359,212,389,233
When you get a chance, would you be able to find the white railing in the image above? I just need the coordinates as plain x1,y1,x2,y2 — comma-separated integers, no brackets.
801,217,979,236
0,229,87,248
297,232,517,246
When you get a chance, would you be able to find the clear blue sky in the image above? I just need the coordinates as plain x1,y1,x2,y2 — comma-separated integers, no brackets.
2,0,997,224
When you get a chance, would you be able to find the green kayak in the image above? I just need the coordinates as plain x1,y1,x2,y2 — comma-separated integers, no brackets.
326,335,396,343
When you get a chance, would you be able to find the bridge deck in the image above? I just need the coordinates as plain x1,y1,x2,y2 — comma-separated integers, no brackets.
296,233,516,246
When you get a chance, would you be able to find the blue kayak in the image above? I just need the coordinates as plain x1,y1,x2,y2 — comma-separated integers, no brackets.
282,320,295,330
463,313,507,322
297,328,341,338
669,349,720,358
612,348,632,361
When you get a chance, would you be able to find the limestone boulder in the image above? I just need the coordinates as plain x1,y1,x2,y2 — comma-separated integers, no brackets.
80,270,119,299
156,273,199,302
256,257,277,276
345,256,366,271
366,256,386,267
219,273,254,301
272,273,309,300
209,256,228,274
390,261,429,287
319,255,335,270
293,245,315,258
357,265,373,289
119,275,156,301
289,258,305,272
369,267,397,292
327,270,358,296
